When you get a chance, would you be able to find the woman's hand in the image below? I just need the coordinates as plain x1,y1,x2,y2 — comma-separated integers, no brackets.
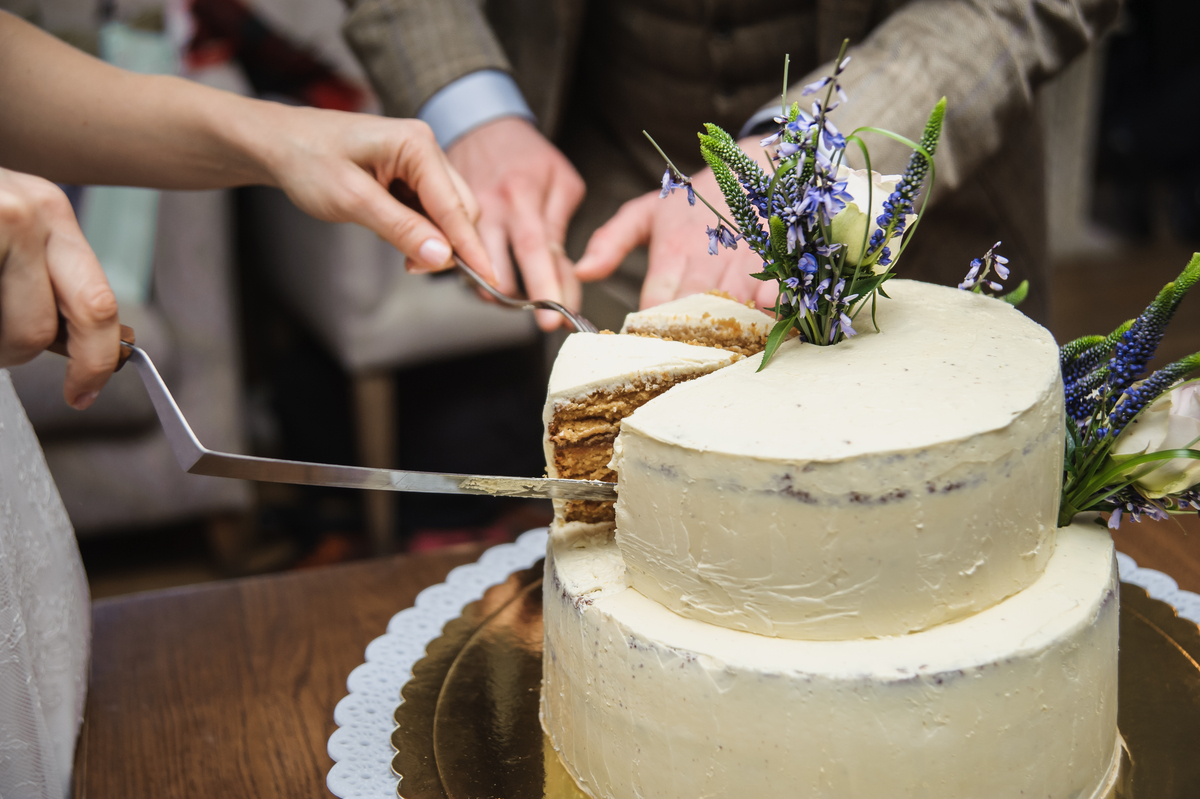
242,105,493,280
0,167,120,409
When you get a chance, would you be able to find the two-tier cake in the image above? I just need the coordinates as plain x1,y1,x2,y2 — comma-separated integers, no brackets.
539,282,1120,799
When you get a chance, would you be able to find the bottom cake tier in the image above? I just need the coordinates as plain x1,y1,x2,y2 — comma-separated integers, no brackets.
541,521,1120,799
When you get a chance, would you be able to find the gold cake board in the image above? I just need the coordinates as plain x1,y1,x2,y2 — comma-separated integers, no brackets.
392,561,1200,799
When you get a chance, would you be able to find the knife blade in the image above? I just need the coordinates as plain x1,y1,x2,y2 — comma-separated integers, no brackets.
125,345,617,503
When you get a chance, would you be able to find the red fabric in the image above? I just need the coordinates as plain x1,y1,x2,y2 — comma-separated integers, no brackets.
187,0,365,112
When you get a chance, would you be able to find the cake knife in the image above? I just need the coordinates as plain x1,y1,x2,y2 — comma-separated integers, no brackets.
47,328,617,503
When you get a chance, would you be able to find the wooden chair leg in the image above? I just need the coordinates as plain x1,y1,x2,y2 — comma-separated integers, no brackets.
352,370,398,554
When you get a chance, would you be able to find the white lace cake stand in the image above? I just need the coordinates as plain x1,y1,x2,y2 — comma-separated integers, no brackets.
325,528,1200,799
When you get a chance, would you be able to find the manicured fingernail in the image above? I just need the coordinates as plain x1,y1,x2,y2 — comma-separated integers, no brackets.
417,238,451,270
72,391,99,411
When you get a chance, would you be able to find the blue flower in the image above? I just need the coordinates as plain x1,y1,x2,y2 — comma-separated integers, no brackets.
660,168,692,202
798,180,852,224
706,224,740,255
802,76,832,96
958,242,1008,294
760,129,784,147
777,141,802,159
822,120,846,151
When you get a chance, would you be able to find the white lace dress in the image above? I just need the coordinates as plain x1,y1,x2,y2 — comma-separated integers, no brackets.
0,371,90,799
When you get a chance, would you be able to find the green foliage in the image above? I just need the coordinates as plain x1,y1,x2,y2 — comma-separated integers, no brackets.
1001,279,1029,306
758,316,796,372
699,124,769,189
1057,255,1200,527
897,97,946,203
769,215,789,260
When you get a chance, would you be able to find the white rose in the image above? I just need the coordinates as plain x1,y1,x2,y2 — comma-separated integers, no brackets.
829,165,916,273
1111,378,1200,498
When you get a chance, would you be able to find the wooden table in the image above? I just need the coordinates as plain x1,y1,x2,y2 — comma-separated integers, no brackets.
75,542,489,798
74,521,1200,798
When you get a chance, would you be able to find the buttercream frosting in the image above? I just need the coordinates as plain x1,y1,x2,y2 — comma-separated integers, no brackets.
613,280,1065,639
541,521,1119,799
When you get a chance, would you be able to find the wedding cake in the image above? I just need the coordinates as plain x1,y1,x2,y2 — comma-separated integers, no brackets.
539,282,1120,799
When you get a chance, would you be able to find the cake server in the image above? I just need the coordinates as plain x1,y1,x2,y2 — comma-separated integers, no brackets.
47,327,617,502
454,254,599,333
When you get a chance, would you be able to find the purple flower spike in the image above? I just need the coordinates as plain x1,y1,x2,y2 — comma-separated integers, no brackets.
659,168,672,198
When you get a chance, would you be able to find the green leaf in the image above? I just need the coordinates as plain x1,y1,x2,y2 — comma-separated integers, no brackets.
758,317,796,372
1001,279,1029,306
1078,448,1200,502
749,271,773,281
1064,423,1077,470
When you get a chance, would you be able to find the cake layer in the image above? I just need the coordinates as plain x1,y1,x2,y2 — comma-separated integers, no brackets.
612,280,1065,639
620,291,774,355
541,521,1119,799
544,333,741,523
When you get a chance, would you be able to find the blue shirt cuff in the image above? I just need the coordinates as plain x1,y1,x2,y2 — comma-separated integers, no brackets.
418,70,536,149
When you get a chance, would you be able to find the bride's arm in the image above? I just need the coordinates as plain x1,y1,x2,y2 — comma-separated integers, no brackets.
0,10,493,408
0,10,488,276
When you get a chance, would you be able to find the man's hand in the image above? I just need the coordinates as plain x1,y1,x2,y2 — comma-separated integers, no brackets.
447,117,586,331
575,135,776,312
0,167,120,409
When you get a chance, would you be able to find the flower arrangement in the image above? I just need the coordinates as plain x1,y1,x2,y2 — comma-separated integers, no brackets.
1057,255,1200,529
650,44,1010,369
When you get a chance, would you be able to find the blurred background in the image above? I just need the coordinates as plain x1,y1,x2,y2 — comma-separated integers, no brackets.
2,0,1198,598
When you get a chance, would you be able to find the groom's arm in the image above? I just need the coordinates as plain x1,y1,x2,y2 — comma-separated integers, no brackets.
748,0,1121,199
341,0,586,331
341,0,512,124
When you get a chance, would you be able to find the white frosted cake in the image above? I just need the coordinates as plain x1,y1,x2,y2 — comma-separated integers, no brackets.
540,281,1120,799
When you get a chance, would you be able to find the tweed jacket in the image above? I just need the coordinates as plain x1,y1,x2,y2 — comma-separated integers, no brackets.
342,0,1120,324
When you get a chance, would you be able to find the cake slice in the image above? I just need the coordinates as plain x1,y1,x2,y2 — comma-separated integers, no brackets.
620,290,774,356
544,332,741,525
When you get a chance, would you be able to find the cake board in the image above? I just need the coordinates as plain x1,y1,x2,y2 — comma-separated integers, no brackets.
326,529,1200,799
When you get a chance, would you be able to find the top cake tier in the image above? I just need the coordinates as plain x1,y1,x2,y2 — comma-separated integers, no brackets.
612,280,1065,640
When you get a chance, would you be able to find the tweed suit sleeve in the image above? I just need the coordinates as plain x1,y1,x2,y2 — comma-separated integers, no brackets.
771,0,1120,199
341,0,512,119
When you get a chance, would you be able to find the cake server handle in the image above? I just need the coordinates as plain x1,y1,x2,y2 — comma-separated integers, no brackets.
46,312,136,370
46,327,616,501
